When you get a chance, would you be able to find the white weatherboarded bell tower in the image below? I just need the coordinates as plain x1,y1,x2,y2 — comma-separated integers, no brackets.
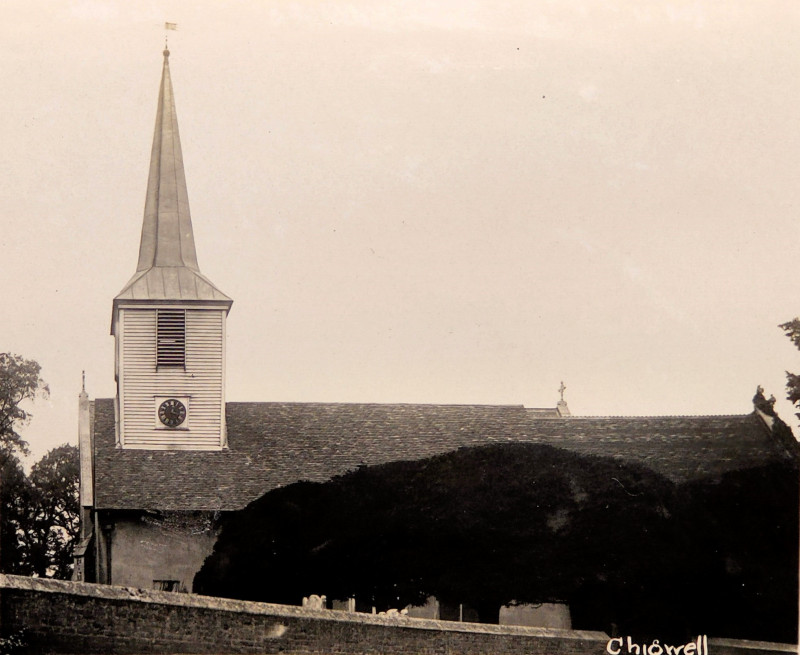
112,48,232,451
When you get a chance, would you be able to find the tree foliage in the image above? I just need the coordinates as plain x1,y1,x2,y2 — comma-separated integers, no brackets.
779,318,800,418
0,353,49,456
0,445,79,579
673,462,798,644
196,444,684,632
0,450,32,576
195,442,797,642
25,445,81,578
0,355,77,579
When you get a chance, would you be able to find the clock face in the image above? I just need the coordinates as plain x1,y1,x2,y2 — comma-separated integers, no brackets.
158,399,187,428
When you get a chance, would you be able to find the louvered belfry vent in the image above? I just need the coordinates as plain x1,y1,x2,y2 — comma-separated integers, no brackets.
157,310,186,368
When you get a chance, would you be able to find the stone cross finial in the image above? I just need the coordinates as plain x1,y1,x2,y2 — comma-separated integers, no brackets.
558,381,566,402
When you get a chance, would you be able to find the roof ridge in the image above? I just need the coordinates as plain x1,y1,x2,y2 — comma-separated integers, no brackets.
225,400,527,409
92,398,752,418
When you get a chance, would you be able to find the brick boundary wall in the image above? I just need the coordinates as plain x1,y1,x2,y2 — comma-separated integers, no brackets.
0,575,794,655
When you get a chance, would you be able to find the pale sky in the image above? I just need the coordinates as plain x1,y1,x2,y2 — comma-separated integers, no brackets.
4,1,800,461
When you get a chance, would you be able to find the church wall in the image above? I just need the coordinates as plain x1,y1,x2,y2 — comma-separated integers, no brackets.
119,307,225,449
108,512,219,592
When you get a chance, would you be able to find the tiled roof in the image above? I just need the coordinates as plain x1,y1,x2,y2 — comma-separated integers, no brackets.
92,399,797,511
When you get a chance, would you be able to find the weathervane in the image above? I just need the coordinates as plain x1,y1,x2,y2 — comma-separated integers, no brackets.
164,22,177,50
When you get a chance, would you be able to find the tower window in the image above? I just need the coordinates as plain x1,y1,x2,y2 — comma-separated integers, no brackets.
157,310,185,367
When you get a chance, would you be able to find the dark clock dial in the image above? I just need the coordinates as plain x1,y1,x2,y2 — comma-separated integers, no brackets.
158,399,186,428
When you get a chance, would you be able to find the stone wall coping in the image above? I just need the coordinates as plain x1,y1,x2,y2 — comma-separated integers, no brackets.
0,574,607,642
2,576,797,653
708,638,797,652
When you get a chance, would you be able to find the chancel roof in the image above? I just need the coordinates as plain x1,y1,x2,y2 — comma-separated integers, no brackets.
91,399,798,512
115,48,230,306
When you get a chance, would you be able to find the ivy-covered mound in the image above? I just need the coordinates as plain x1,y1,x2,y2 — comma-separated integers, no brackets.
194,443,797,642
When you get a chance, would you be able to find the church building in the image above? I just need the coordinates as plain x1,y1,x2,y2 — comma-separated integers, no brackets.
74,50,799,633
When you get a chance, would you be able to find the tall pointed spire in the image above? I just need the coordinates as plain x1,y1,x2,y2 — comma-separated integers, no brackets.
115,48,231,306
137,47,199,272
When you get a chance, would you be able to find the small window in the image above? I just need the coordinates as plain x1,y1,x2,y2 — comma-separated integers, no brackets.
157,310,185,368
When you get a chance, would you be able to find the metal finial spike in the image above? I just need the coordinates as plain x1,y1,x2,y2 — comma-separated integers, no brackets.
163,22,176,57
81,370,86,393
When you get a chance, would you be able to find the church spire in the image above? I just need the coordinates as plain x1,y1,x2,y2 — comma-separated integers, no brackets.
137,46,199,272
115,48,231,306
111,46,230,451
